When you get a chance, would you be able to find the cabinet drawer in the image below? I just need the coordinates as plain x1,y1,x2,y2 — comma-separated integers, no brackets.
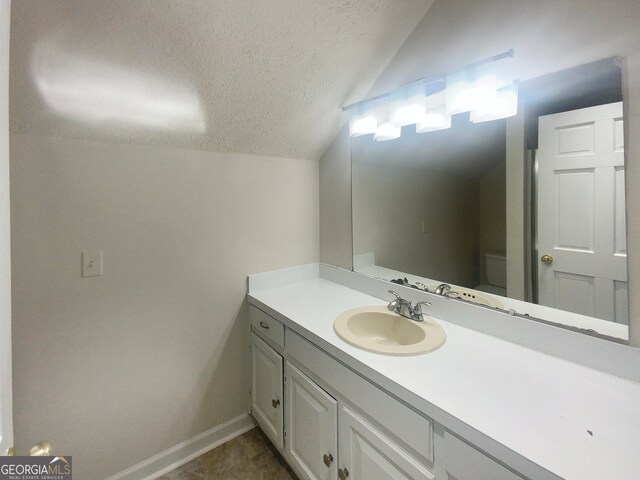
444,431,523,480
287,329,433,469
249,305,284,351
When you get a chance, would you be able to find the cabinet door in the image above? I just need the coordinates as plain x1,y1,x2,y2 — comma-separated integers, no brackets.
251,333,284,449
285,362,338,480
338,404,434,480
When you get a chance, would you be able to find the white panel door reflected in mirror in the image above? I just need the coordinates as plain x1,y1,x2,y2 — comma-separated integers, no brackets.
537,103,627,325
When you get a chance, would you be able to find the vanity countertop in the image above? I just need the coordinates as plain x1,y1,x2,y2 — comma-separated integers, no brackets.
247,273,640,480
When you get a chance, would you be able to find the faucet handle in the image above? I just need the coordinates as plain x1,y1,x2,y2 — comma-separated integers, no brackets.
387,290,401,311
413,301,432,319
415,300,432,310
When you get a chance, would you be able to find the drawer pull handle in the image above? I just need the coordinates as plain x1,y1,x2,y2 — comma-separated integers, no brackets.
272,398,280,408
259,321,270,330
323,453,333,467
338,467,349,479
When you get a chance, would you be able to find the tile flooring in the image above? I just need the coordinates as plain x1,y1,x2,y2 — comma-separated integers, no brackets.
158,427,298,480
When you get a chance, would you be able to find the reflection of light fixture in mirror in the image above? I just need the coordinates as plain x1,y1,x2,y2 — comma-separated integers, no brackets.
374,122,401,142
446,63,497,115
348,105,378,137
470,82,519,123
416,91,450,133
390,83,426,127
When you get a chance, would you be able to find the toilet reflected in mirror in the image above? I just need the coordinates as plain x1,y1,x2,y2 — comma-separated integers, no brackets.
474,253,506,297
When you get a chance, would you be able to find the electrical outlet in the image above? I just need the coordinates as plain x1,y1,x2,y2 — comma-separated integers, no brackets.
82,251,103,277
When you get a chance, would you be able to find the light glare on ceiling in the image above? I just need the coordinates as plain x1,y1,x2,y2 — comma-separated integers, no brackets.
31,38,207,134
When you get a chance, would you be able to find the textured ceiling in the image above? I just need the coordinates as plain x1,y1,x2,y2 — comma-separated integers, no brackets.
10,0,434,160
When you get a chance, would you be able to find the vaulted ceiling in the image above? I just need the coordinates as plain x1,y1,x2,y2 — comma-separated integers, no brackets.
10,0,434,160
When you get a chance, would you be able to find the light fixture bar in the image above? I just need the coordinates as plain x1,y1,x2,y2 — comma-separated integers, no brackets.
341,49,514,113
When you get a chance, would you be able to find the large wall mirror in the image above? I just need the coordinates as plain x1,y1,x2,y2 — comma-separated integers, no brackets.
351,57,629,341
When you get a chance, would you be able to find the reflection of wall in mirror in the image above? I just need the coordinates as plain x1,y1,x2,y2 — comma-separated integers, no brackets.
353,159,506,289
353,163,477,286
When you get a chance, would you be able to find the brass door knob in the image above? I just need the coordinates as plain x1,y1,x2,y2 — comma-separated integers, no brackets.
5,442,52,456
28,441,52,456
541,254,553,265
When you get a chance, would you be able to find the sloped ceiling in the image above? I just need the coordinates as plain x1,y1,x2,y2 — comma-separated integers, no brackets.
10,0,434,160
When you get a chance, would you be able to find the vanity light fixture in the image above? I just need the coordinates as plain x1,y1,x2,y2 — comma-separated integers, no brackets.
389,83,427,127
348,105,378,137
416,91,451,133
373,103,401,141
343,49,516,141
445,62,498,115
374,121,401,141
470,82,519,123
416,106,451,133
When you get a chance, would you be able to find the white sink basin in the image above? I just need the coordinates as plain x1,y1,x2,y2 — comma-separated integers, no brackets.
333,306,446,356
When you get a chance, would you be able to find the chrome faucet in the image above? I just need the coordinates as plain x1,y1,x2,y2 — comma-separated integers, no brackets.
387,290,432,322
434,283,451,296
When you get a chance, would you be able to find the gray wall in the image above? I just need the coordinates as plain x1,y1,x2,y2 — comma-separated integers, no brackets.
319,125,352,268
319,0,640,345
10,134,318,478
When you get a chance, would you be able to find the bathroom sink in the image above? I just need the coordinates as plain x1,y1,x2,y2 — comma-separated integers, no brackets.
333,306,446,356
432,286,503,309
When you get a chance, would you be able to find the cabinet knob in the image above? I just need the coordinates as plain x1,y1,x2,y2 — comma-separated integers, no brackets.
338,467,349,479
272,398,280,408
259,321,270,330
323,453,333,467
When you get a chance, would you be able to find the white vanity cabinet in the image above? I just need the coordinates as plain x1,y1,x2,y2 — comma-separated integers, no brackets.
250,333,284,449
249,304,528,480
284,357,432,480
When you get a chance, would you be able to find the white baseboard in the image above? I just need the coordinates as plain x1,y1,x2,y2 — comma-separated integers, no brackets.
105,413,256,480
